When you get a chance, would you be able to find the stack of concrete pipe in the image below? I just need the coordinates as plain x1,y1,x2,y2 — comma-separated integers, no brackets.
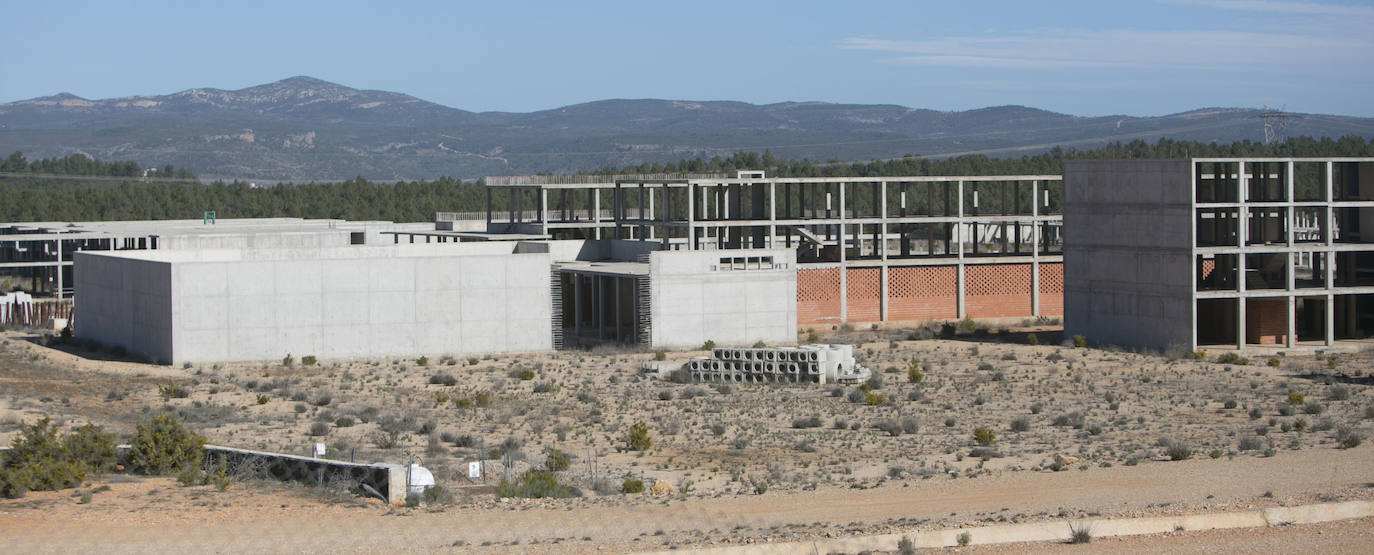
685,344,870,385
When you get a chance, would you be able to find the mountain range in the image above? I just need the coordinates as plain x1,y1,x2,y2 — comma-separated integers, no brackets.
2,76,1372,182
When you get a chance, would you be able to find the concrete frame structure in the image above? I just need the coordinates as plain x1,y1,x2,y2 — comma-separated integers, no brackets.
485,172,1065,327
1064,158,1374,352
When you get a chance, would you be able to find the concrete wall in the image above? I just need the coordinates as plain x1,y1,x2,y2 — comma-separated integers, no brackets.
648,249,796,348
74,252,174,363
77,244,552,364
1063,159,1194,350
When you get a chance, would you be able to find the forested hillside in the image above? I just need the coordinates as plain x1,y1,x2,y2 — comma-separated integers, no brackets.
2,135,1370,223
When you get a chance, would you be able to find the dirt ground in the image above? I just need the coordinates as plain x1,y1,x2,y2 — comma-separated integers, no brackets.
2,323,1373,552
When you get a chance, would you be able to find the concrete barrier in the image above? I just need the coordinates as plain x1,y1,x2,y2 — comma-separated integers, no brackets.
648,500,1374,555
203,445,408,505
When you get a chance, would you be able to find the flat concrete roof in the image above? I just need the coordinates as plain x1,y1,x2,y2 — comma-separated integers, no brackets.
557,260,649,277
78,242,537,263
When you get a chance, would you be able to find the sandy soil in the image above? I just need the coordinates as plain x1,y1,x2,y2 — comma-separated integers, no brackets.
2,324,1373,552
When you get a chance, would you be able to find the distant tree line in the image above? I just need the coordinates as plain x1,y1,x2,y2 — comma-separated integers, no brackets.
1,135,1370,223
592,135,1374,177
0,151,194,179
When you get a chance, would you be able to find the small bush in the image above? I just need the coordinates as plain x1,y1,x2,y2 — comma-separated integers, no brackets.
1026,333,1039,346
1336,426,1363,449
1267,357,1281,367
1237,436,1265,451
653,351,666,361
1304,401,1325,415
1162,439,1193,461
621,477,645,494
532,382,555,394
301,355,317,366
957,531,972,546
1071,334,1086,348
308,422,330,436
415,356,429,367
130,414,206,476
255,394,269,405
1329,386,1351,401
657,389,674,401
334,416,355,428
1248,407,1262,420
545,449,571,471
1217,352,1250,365
1010,416,1031,433
1068,520,1093,544
792,415,823,429
1223,399,1238,409
847,388,867,403
702,340,716,351
626,421,651,451
495,470,578,499
873,419,903,437
864,391,887,406
898,535,916,555
973,427,996,446
515,370,536,381
1287,391,1305,405
901,416,920,434
282,353,294,367
429,374,457,386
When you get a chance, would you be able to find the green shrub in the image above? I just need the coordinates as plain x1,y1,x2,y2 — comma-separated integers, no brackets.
959,318,976,333
1068,520,1093,544
282,353,294,367
0,417,120,498
792,415,824,429
1071,334,1086,348
516,369,536,381
1217,352,1250,365
1010,417,1031,433
864,391,886,406
702,339,716,351
130,414,206,476
495,470,577,499
653,351,666,361
1026,333,1038,346
301,355,317,366
621,477,645,494
806,331,820,342
416,356,429,367
255,394,269,405
1287,391,1305,405
957,531,972,546
545,449,571,472
973,427,996,446
1267,357,1280,367
308,422,330,436
1163,439,1193,461
626,421,651,451
906,357,924,383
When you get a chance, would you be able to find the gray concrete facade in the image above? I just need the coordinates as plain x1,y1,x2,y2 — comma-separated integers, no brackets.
1064,159,1195,350
648,248,796,348
76,243,552,364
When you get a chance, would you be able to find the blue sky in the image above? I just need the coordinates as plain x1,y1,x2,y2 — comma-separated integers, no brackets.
3,0,1372,116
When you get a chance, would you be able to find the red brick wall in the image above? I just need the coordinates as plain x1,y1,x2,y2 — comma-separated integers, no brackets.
1038,262,1064,316
797,268,842,324
1246,298,1288,345
888,266,958,321
965,264,1033,318
845,268,882,322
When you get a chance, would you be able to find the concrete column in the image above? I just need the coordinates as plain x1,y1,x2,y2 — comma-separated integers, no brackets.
880,181,888,321
1237,297,1246,352
595,275,604,340
687,184,696,250
1287,294,1296,348
573,273,582,338
593,188,601,240
839,182,847,322
769,181,777,249
485,188,492,226
614,277,622,342
1326,293,1336,346
1031,180,1040,317
540,188,548,235
956,180,966,319
55,239,63,300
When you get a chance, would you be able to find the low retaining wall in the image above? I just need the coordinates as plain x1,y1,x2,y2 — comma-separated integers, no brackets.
653,500,1374,554
203,445,408,504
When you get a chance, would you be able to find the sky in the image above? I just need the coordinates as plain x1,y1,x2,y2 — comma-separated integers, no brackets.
3,0,1372,117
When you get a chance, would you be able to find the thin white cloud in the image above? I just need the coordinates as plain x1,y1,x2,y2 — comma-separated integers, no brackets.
1166,0,1374,18
840,28,1372,73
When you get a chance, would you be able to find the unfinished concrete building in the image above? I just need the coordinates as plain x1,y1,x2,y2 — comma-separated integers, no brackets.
1064,158,1374,352
484,171,1064,330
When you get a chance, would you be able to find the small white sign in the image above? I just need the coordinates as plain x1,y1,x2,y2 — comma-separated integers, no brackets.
468,461,481,479
313,443,326,458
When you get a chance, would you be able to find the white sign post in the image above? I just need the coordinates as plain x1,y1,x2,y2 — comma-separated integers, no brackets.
468,461,482,479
